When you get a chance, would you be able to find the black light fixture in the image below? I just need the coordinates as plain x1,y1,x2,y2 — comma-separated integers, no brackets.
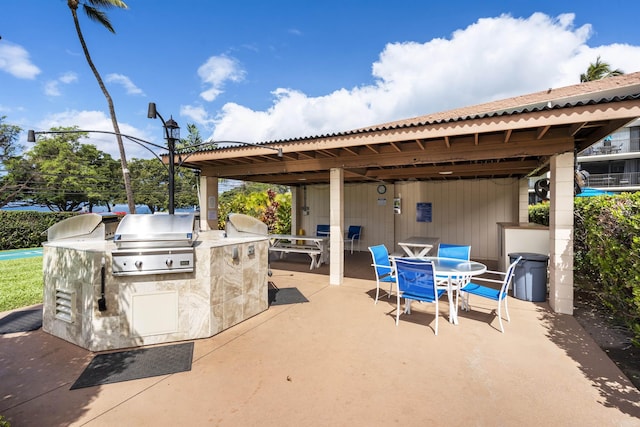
148,102,180,215
29,105,282,216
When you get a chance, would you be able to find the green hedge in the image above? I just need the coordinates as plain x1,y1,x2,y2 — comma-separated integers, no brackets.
530,193,640,346
0,211,77,250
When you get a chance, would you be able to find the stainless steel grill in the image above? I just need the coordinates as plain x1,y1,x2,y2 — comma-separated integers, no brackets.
46,213,119,241
225,213,268,238
111,213,197,276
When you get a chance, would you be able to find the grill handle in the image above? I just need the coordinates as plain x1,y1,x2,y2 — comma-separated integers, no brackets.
98,257,107,311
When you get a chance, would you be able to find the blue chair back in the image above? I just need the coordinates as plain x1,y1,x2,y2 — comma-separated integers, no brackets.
395,259,438,302
438,243,471,260
347,225,361,239
316,224,330,236
369,244,392,277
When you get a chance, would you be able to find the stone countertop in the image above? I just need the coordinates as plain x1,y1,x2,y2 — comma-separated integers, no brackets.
42,231,268,252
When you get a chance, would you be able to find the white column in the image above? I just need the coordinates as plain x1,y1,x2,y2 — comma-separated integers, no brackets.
199,176,219,231
329,168,344,285
549,152,574,314
518,178,530,223
290,186,299,235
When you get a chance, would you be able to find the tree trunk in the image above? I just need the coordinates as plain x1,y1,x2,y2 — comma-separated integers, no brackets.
70,7,136,214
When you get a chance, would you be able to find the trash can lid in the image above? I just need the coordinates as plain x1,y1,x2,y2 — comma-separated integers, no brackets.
509,252,549,261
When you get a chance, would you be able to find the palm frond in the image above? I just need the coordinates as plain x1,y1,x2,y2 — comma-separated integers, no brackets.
87,0,128,9
82,5,115,33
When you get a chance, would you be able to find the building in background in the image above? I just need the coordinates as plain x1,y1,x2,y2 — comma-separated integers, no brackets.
529,118,640,203
577,118,640,193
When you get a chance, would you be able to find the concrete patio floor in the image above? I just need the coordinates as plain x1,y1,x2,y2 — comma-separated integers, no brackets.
1,253,640,426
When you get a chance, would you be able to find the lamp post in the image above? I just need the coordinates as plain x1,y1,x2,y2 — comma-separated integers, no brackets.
147,102,180,215
28,115,283,215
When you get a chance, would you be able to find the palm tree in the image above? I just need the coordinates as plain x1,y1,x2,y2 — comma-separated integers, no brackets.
67,0,136,213
580,56,624,82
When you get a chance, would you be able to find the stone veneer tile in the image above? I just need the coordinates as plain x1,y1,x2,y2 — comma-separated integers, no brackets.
43,237,270,351
210,302,223,335
223,295,245,330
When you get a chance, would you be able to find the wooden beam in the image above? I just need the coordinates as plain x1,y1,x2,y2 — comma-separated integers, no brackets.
365,145,379,154
536,125,550,140
204,137,575,178
368,159,542,180
343,146,359,156
504,129,513,143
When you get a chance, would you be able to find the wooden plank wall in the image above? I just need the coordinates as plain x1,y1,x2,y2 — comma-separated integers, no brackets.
299,178,520,261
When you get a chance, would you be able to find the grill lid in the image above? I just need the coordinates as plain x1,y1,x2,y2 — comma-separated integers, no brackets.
114,213,197,249
46,213,119,241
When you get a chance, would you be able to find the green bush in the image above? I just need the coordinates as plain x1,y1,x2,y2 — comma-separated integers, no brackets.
0,414,11,427
530,193,640,346
528,202,549,226
217,185,292,233
0,211,77,250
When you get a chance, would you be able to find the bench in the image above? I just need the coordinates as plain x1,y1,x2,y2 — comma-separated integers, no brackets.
269,245,324,270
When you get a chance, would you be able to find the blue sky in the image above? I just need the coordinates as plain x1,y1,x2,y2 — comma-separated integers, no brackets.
2,0,640,159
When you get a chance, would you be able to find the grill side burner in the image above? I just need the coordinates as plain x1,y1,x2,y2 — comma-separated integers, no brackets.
112,214,197,276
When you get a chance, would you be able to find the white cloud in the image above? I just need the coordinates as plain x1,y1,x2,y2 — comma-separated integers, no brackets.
106,73,145,96
44,81,61,97
44,72,79,96
197,55,246,102
209,12,640,143
59,72,78,84
0,41,41,79
36,110,157,159
180,104,215,128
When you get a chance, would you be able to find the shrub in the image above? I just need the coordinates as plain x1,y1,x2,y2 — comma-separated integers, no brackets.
0,211,77,250
528,202,549,226
530,194,640,345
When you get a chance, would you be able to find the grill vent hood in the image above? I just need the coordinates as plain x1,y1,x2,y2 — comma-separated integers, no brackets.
114,213,198,249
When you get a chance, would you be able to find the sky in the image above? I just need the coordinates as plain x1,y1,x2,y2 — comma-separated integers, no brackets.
2,0,640,160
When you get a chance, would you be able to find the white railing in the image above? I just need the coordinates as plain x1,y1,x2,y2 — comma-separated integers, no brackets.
585,172,640,188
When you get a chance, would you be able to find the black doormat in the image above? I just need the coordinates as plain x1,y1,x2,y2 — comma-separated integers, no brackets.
0,309,42,334
268,284,309,306
70,342,194,390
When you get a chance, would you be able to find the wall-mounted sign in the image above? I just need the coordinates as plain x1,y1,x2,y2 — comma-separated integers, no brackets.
394,197,401,214
416,202,432,222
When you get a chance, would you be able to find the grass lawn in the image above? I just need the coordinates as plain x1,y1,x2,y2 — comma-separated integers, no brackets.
0,256,43,312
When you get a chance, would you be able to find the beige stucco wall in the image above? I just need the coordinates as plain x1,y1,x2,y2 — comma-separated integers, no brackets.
297,178,520,262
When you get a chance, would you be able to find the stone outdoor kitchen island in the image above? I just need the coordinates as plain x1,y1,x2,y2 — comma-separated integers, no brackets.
41,214,269,352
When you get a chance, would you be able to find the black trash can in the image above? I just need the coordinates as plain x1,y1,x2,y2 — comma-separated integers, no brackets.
508,252,549,302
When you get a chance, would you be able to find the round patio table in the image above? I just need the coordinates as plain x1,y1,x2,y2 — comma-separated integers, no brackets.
413,256,487,324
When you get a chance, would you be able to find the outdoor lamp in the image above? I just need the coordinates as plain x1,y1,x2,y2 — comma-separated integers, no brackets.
148,102,179,215
164,117,180,141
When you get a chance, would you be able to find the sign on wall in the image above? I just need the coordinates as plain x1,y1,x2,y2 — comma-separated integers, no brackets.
416,202,432,222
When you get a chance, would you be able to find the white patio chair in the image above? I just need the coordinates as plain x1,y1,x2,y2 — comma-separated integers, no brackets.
344,225,362,254
436,243,471,308
459,256,522,333
368,244,395,304
394,258,446,335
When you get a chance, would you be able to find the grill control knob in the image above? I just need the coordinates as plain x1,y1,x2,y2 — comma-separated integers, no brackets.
135,260,143,269
166,258,173,267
